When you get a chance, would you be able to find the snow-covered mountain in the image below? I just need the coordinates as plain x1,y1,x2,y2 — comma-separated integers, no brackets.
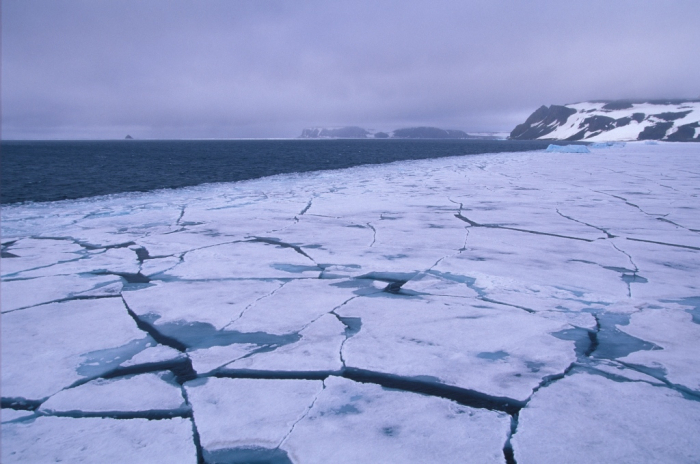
299,126,490,139
510,100,700,142
300,126,370,138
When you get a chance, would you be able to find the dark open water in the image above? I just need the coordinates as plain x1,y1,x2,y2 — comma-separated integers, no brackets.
1,139,551,205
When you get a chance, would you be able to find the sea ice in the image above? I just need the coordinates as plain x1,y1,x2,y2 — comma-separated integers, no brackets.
219,313,346,374
281,376,510,463
513,372,700,463
39,373,188,416
616,307,700,392
185,377,323,454
1,274,123,313
1,416,196,463
338,294,576,402
2,142,699,461
545,144,590,153
1,298,151,400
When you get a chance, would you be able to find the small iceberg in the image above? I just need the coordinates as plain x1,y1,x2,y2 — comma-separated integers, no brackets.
590,142,626,149
545,144,590,153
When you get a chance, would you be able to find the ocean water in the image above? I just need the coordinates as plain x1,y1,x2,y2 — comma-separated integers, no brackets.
1,139,551,204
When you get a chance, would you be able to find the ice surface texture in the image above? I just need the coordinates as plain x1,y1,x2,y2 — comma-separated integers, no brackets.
2,142,700,462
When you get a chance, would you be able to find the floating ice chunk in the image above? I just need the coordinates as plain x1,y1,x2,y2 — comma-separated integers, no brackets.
119,344,185,368
513,372,700,463
338,295,575,402
122,280,282,330
168,241,321,279
282,376,510,463
0,238,85,277
227,279,356,335
606,239,700,300
1,298,150,400
1,416,196,463
185,377,323,453
434,229,633,300
188,343,259,374
545,144,590,153
221,314,345,373
396,272,480,298
16,247,141,278
616,308,700,392
1,274,122,313
1,409,34,423
135,231,239,257
589,360,665,385
140,256,182,276
40,373,187,415
589,142,626,149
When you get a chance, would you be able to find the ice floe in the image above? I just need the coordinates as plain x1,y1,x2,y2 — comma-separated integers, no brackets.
513,372,700,463
1,417,196,463
2,141,699,462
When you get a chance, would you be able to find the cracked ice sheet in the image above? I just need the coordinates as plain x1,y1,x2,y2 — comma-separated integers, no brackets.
338,295,576,402
2,141,700,460
434,228,638,302
283,376,510,463
1,238,85,276
225,279,357,334
513,372,700,464
617,307,700,392
1,274,123,312
219,313,345,373
186,377,509,463
1,417,196,463
1,298,151,400
1,409,34,423
185,377,324,453
609,239,700,300
119,344,185,368
13,247,141,278
122,280,283,330
39,372,187,415
166,241,322,280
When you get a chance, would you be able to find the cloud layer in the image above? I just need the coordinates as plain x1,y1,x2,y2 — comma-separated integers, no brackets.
3,0,699,139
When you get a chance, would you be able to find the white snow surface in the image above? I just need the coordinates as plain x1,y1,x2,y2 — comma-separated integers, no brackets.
513,372,700,463
1,417,196,463
2,142,700,461
1,298,151,400
39,373,187,415
185,377,324,451
282,376,510,463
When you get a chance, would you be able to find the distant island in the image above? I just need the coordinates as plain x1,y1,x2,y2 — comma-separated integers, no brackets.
299,126,503,140
125,135,134,140
509,99,700,142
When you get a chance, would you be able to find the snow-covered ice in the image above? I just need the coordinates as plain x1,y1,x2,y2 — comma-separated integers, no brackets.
1,298,152,401
2,142,699,462
512,372,700,463
39,372,188,417
546,144,590,153
1,416,196,463
282,376,510,463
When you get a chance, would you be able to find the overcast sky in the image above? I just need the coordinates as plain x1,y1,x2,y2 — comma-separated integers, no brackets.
2,0,699,139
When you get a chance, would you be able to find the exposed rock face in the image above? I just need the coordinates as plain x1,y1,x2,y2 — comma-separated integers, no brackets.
510,105,577,140
510,100,700,142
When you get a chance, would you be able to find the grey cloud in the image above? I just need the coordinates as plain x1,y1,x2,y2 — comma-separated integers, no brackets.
2,0,699,139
